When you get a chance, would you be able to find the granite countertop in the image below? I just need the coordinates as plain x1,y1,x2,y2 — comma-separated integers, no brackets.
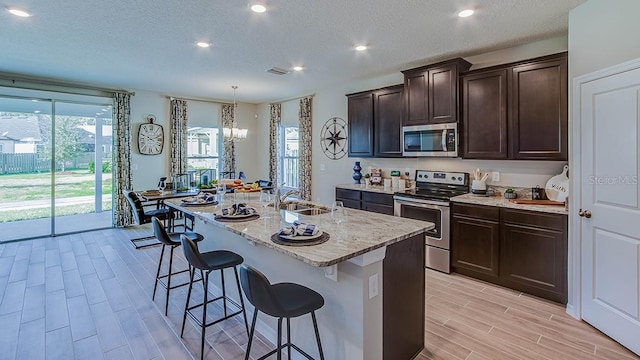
451,191,568,215
336,183,413,195
164,198,433,267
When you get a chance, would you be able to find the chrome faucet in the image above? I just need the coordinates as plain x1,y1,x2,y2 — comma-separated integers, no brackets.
274,188,300,209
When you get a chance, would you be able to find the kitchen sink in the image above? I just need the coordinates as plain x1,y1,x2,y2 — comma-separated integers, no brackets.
294,208,330,215
279,202,311,211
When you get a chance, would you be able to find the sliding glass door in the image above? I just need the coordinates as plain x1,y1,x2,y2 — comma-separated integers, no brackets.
0,96,113,241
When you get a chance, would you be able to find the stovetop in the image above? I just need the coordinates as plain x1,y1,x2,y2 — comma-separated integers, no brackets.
395,170,469,202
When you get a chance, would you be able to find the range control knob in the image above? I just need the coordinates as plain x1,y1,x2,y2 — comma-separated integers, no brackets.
458,177,462,181
424,174,428,178
418,174,423,178
451,176,455,180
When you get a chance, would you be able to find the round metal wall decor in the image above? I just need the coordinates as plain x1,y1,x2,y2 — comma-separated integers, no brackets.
320,117,348,160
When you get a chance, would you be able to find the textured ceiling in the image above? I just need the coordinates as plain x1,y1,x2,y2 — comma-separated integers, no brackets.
0,0,584,103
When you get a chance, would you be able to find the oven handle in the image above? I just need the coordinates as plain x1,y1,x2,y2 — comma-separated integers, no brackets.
441,129,447,151
393,196,448,209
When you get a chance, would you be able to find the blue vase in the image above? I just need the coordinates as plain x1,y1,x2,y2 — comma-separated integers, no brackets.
352,161,363,184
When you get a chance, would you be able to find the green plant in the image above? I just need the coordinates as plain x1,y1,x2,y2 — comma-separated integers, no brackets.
88,161,96,173
364,173,371,179
505,188,515,193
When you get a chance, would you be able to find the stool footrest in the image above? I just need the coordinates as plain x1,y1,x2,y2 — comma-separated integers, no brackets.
185,295,244,329
256,343,315,360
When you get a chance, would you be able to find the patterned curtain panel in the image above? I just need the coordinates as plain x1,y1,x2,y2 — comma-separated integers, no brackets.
221,104,236,176
298,97,312,200
269,103,282,185
112,92,133,227
170,99,188,176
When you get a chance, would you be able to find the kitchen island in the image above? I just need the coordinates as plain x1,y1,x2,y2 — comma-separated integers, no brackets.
164,198,433,360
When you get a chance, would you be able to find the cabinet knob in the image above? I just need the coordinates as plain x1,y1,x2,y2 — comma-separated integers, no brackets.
578,209,592,218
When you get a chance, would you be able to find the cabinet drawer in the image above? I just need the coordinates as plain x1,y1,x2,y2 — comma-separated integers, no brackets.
339,199,361,210
452,203,499,221
336,188,361,201
363,202,394,215
501,208,566,231
362,192,394,206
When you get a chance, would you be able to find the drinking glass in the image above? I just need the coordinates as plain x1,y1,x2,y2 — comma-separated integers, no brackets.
331,201,345,224
260,190,272,218
216,183,226,203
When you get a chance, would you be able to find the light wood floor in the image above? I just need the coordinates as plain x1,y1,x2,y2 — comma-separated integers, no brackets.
0,226,638,360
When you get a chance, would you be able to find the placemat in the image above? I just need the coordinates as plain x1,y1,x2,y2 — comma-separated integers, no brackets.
181,200,218,207
270,232,330,247
214,214,260,222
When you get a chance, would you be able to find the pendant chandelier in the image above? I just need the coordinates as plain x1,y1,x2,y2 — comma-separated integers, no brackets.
223,85,248,140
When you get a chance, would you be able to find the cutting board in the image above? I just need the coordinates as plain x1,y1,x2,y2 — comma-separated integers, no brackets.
509,199,565,206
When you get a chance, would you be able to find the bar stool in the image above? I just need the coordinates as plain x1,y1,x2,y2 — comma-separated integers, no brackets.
239,265,325,360
180,235,249,360
151,216,205,315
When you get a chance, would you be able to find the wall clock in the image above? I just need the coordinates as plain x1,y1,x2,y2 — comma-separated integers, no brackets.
138,114,164,155
320,117,348,160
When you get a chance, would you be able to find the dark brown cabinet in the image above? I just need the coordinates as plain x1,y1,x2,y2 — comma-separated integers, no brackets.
510,56,568,160
347,85,403,158
461,53,568,160
451,202,567,303
374,85,404,157
335,188,395,215
500,209,567,303
451,203,500,280
347,92,374,157
461,69,508,159
402,58,471,126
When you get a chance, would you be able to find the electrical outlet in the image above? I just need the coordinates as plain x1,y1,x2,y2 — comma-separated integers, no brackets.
492,171,500,182
369,273,379,299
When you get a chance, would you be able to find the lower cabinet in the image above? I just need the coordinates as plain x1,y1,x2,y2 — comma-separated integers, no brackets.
335,188,395,215
451,203,567,303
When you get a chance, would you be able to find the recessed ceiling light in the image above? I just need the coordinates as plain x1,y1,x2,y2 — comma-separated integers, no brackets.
458,9,474,18
250,3,267,13
292,66,303,71
6,6,31,17
196,42,211,48
34,110,40,114
355,45,368,51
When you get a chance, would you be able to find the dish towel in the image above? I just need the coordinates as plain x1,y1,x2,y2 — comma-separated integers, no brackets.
280,221,320,236
220,203,257,216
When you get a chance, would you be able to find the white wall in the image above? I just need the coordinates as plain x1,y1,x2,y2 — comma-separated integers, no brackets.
255,37,569,204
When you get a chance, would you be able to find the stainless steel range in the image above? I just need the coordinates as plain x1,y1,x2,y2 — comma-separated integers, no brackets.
393,170,469,273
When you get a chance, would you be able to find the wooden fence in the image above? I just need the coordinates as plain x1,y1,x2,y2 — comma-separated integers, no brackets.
0,153,97,174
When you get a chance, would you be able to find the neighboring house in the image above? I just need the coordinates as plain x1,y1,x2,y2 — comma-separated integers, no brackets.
0,115,42,153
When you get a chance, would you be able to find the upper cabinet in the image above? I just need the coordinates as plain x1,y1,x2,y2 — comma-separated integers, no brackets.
347,92,375,157
509,55,568,160
347,84,404,158
402,58,471,126
461,53,568,161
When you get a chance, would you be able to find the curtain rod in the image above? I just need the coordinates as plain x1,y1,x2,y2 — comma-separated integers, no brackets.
269,93,315,105
0,72,134,97
166,95,231,105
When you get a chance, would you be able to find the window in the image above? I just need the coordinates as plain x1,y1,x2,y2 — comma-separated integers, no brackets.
187,127,220,184
279,126,299,189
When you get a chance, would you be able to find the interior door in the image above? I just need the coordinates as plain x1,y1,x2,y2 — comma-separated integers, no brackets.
580,63,640,355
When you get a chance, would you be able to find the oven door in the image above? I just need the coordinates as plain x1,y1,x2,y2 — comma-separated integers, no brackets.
393,197,450,250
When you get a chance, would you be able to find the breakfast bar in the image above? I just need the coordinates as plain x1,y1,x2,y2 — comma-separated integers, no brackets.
164,198,433,360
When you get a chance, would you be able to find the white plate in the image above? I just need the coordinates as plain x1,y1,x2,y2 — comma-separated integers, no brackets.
545,165,569,202
279,231,323,241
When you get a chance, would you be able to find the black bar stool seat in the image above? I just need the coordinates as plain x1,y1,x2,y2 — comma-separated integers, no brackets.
151,216,204,315
240,265,325,360
180,235,249,360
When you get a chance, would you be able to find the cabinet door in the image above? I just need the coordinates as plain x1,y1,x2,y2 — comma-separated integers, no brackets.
500,209,567,303
403,70,428,126
451,214,500,280
510,56,568,160
429,64,458,124
362,202,394,215
347,92,374,157
374,85,404,157
462,69,508,159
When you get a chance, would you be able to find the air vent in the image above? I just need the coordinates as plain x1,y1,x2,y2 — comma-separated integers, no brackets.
267,67,290,75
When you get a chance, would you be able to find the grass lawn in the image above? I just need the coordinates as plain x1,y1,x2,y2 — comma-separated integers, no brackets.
0,170,112,202
0,170,113,222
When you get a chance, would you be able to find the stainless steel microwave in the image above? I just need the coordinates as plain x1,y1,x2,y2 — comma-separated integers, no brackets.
402,123,458,157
